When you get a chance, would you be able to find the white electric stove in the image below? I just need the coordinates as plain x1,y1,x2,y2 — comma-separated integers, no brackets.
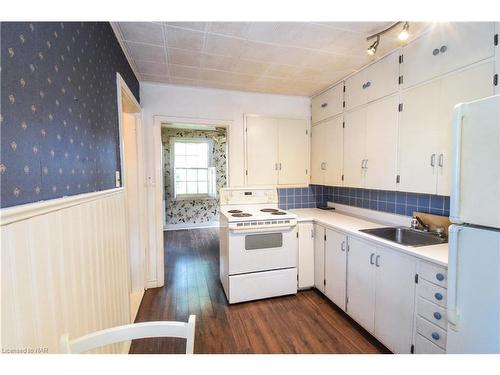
219,187,298,304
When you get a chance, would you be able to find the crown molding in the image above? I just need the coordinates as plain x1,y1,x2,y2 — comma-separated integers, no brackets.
109,22,141,82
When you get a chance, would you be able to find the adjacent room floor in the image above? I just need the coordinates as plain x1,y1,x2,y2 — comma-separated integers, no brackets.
129,228,390,354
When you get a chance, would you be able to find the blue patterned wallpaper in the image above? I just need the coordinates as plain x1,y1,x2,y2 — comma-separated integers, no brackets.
0,22,139,208
278,185,450,217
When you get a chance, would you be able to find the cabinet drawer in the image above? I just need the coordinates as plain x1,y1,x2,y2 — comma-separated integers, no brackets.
419,261,447,288
417,297,448,330
419,278,447,307
312,84,343,124
415,333,446,354
416,316,447,349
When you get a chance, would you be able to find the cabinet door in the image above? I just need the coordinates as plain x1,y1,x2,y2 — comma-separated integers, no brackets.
246,117,278,185
346,236,376,333
298,222,315,289
343,107,366,188
278,118,309,185
324,228,347,311
364,51,400,103
310,122,327,185
398,80,441,194
364,94,399,191
344,69,367,111
324,115,344,186
439,22,494,79
435,62,495,195
373,246,417,354
312,84,344,124
314,224,326,293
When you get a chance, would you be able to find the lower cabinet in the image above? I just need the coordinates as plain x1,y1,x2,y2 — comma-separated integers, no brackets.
324,228,348,311
297,222,315,289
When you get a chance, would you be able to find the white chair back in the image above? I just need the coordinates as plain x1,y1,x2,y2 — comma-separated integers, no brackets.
59,315,196,354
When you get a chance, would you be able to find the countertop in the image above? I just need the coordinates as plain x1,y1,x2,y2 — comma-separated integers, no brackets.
290,208,448,267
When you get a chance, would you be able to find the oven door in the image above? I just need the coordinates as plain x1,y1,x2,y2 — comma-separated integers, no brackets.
228,226,297,275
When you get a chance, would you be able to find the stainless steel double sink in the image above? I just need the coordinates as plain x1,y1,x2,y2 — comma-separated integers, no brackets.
359,227,447,247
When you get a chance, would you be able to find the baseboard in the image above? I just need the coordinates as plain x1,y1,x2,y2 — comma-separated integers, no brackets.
164,221,219,231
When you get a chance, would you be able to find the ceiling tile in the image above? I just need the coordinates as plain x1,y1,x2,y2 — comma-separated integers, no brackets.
207,22,251,37
141,74,171,84
119,22,164,46
136,60,169,76
126,41,166,63
165,22,207,31
165,26,205,51
167,48,203,67
204,34,246,57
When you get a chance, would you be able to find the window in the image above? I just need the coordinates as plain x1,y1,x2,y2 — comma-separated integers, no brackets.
171,138,216,199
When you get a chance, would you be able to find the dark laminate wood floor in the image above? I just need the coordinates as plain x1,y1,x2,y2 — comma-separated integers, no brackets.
129,228,390,354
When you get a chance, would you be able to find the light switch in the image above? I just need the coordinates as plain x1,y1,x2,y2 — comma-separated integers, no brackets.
115,171,121,187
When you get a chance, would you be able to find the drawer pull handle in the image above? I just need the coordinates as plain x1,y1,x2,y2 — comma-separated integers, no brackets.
431,332,440,340
433,312,442,320
321,102,328,108
436,273,445,281
370,253,375,265
434,292,443,301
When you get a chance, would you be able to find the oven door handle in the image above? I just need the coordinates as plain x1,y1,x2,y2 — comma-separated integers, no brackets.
230,226,296,234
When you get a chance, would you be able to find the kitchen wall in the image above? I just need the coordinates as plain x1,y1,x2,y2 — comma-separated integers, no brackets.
0,22,139,208
162,127,227,227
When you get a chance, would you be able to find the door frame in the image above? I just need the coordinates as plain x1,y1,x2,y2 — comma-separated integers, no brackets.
116,73,145,321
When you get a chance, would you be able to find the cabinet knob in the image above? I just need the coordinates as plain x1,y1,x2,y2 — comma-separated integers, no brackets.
436,273,445,281
440,45,447,53
432,48,440,56
365,81,371,88
434,292,443,301
433,312,442,320
431,332,440,340
321,102,328,108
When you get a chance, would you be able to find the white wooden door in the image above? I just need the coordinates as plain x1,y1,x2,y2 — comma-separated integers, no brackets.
310,122,327,185
344,69,367,111
398,80,441,194
324,228,347,311
343,107,366,188
324,115,344,186
312,84,344,124
364,94,399,191
246,117,278,185
439,22,494,78
373,246,417,354
435,61,495,195
278,118,309,186
364,51,400,103
314,224,326,293
346,236,376,334
298,222,315,289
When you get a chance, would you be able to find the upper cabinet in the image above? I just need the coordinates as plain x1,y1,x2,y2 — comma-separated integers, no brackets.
345,51,400,111
311,83,344,124
245,116,309,187
402,22,495,89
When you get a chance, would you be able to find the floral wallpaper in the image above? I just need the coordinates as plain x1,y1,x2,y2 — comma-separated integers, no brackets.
0,22,139,208
162,127,227,225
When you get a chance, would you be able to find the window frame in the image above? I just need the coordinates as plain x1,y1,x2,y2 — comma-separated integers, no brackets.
169,137,216,201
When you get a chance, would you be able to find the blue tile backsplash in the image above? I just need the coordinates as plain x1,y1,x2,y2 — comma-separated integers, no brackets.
278,185,450,217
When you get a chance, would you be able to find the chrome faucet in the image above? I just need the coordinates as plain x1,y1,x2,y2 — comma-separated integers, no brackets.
415,216,430,232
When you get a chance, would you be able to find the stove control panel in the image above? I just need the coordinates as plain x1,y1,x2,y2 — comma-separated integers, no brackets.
228,218,297,231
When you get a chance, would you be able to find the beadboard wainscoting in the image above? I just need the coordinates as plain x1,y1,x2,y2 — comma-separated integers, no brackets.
1,189,131,354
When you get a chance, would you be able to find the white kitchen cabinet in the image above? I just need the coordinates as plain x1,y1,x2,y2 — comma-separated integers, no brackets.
346,236,376,333
297,222,315,289
373,246,417,354
343,94,399,190
312,83,344,124
345,51,399,111
245,116,309,187
324,228,347,311
402,22,495,89
310,114,343,186
313,224,326,293
398,62,495,195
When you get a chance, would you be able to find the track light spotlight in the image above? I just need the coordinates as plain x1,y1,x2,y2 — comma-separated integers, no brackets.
398,22,410,41
367,35,380,56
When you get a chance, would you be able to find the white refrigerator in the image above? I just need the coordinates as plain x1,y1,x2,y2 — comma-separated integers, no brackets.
447,94,500,353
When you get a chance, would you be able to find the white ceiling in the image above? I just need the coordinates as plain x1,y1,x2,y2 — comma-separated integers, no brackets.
113,22,431,96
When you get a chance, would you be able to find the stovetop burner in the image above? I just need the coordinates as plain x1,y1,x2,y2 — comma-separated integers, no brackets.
260,208,279,213
271,211,287,215
231,213,252,217
227,209,243,214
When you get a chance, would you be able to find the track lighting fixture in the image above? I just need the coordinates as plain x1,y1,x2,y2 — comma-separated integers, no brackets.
366,21,410,56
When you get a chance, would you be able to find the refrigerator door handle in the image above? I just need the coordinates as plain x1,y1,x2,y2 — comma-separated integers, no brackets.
447,225,461,330
450,103,465,223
